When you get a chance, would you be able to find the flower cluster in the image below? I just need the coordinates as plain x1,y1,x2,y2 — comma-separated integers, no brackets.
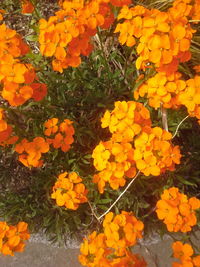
156,187,200,232
134,72,186,109
135,73,200,122
133,126,181,176
93,101,181,193
15,137,49,167
101,101,151,142
44,118,75,152
79,211,146,267
39,0,115,72
178,75,200,122
0,221,30,256
115,0,197,73
170,0,200,23
13,117,74,167
103,211,144,254
51,171,88,210
92,140,136,193
0,21,47,106
172,241,200,267
0,108,18,147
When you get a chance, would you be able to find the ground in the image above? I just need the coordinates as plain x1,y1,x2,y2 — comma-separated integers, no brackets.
0,231,199,267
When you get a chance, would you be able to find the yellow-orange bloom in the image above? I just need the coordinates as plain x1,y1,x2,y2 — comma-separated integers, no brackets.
44,118,59,136
101,101,151,142
133,127,181,176
134,72,186,109
15,137,49,167
172,241,197,267
0,221,30,256
79,211,146,266
46,118,75,152
115,3,195,74
51,171,88,210
156,187,200,232
103,211,144,255
92,138,136,193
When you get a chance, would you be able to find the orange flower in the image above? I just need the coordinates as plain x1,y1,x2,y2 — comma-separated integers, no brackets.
0,125,18,147
112,251,147,267
15,137,49,168
0,9,5,21
110,0,131,7
188,197,200,210
0,221,30,256
0,222,9,239
133,127,181,176
79,211,146,266
115,3,195,74
101,101,151,142
156,200,179,224
0,22,47,107
25,137,49,156
2,82,33,106
103,211,144,255
114,21,136,47
193,255,200,267
172,241,194,262
39,0,115,72
92,141,111,171
92,138,136,193
79,231,110,267
178,76,200,119
134,72,186,110
94,101,181,192
44,118,59,136
46,118,75,152
156,187,200,232
193,65,200,74
0,109,7,132
31,83,47,101
51,171,88,210
21,0,34,14
1,62,27,84
52,133,70,152
99,3,114,30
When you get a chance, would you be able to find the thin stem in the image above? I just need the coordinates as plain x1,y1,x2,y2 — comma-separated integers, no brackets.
191,40,200,48
160,104,168,131
88,200,101,223
172,115,189,139
189,20,200,22
96,28,111,75
97,171,140,221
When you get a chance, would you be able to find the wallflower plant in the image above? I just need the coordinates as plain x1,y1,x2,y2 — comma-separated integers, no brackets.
0,0,199,266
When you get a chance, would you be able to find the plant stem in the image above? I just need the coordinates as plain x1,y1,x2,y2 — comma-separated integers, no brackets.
172,115,189,139
88,200,101,223
160,104,168,131
96,171,140,221
189,20,200,22
97,28,111,78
